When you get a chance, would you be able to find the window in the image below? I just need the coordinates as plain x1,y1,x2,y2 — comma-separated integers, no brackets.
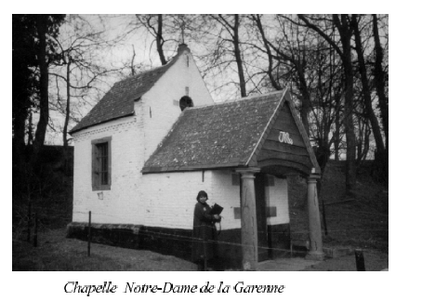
92,137,111,190
179,95,194,111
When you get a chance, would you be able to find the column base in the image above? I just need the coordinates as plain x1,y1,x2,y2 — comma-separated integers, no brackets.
242,261,256,271
305,251,325,261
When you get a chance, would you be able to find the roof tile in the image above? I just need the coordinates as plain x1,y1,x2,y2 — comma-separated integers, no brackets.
70,57,177,133
142,91,285,173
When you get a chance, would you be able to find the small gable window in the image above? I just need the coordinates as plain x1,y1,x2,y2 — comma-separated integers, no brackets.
92,137,112,191
179,95,194,111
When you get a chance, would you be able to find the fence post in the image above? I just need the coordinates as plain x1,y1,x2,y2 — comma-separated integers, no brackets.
88,211,91,257
27,202,31,242
33,210,38,247
321,198,328,236
355,249,366,271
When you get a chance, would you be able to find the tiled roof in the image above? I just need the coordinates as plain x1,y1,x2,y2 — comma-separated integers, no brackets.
69,57,177,134
142,91,286,173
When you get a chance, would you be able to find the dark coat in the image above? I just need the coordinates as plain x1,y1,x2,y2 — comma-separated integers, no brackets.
192,201,219,262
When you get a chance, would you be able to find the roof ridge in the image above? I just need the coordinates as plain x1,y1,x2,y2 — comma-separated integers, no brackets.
236,90,284,101
186,90,285,112
114,54,180,85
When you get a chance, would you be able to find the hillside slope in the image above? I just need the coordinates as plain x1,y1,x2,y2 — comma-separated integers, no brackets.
288,161,388,253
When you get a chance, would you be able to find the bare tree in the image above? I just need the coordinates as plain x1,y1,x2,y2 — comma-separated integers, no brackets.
372,14,388,144
32,15,66,157
351,15,385,157
50,15,125,148
251,15,313,131
251,15,344,177
218,14,247,97
372,14,389,182
298,14,357,195
136,14,168,65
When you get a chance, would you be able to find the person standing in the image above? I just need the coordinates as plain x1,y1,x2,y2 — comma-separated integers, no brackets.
192,190,221,270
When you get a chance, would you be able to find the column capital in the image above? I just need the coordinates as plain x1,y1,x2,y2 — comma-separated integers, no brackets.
307,174,320,183
236,167,261,175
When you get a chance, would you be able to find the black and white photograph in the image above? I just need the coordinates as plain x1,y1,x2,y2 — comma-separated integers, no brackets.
7,4,416,299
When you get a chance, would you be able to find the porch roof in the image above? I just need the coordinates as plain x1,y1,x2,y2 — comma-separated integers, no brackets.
142,90,319,174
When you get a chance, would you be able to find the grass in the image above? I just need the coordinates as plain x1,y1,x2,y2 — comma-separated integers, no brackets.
13,229,197,271
288,161,388,253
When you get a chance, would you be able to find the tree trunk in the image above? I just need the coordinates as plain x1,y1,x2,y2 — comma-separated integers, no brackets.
352,15,385,156
372,15,388,145
233,14,247,97
343,66,356,194
372,14,388,183
253,14,282,91
63,55,71,149
33,15,49,157
13,15,32,167
333,119,340,160
298,14,357,193
297,65,311,135
12,96,28,167
334,14,356,195
254,14,311,132
157,14,167,65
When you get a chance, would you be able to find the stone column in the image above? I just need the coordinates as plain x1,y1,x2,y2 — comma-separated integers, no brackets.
237,168,260,271
306,174,324,260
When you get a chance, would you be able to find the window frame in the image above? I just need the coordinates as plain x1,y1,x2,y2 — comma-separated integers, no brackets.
91,136,112,191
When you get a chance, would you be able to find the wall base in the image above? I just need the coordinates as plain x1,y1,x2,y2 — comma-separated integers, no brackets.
66,222,291,270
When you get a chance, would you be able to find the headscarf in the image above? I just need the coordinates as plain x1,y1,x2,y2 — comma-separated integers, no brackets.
196,190,208,202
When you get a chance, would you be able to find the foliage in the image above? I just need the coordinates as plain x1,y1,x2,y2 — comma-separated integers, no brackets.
12,15,65,147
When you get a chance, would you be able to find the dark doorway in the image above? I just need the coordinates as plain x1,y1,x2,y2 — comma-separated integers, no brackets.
255,173,269,261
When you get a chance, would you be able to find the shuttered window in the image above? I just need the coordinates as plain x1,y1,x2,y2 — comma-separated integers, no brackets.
92,137,111,190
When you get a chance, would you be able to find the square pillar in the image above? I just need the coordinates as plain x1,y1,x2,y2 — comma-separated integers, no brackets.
306,174,324,260
236,168,260,271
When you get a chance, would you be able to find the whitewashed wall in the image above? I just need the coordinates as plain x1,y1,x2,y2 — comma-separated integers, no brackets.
208,171,290,230
140,171,212,229
72,116,144,224
267,177,290,225
209,170,242,229
131,170,290,230
72,47,214,226
139,49,214,161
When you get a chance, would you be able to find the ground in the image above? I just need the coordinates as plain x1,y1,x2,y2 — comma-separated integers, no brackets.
12,228,388,271
288,161,388,253
12,160,388,271
13,228,197,271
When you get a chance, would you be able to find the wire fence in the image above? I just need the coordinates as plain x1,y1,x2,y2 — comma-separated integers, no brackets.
67,210,388,258
17,206,388,269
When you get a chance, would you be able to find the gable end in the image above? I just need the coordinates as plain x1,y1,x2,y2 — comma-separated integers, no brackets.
255,92,321,176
